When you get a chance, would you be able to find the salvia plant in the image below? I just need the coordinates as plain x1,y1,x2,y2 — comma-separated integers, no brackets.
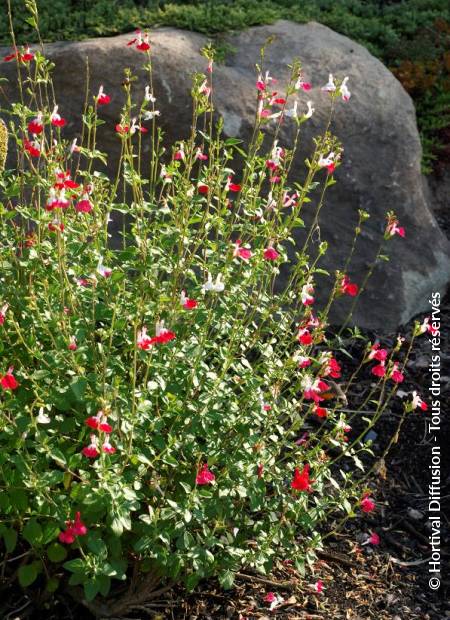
0,1,435,613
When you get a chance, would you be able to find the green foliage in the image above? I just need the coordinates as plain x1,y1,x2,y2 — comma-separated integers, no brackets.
0,12,422,607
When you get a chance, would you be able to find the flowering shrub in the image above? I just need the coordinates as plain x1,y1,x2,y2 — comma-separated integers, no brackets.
0,9,432,612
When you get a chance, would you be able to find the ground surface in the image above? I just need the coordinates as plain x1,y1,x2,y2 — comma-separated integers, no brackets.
1,177,449,620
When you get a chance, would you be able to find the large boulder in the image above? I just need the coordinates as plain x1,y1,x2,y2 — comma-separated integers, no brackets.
1,20,449,330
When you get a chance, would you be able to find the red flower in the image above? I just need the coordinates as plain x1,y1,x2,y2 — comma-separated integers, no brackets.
291,464,312,492
369,532,380,545
1,367,19,391
368,343,388,362
360,494,375,513
298,328,313,345
75,197,93,213
85,411,113,433
68,336,77,351
264,246,279,261
257,463,264,478
4,46,34,63
51,106,66,127
82,434,100,458
225,176,241,192
28,113,44,134
24,139,41,157
198,183,209,194
128,30,151,52
390,362,404,384
233,240,252,261
59,512,87,544
180,291,198,310
386,216,405,238
102,435,116,454
137,322,175,349
96,85,111,105
371,362,386,378
196,463,215,485
0,303,8,326
314,406,328,418
340,275,358,296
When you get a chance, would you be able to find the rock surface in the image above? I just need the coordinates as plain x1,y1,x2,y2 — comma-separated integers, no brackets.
1,20,449,330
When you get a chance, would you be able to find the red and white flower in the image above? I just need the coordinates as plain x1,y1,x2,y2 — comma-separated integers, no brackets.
102,435,116,454
59,512,87,544
127,30,151,52
385,216,405,238
50,105,66,127
339,76,351,101
82,434,100,458
68,336,77,351
263,245,279,261
411,391,428,411
0,303,8,326
180,290,198,309
368,343,388,362
301,281,315,306
233,240,252,261
96,85,111,105
28,112,44,134
85,411,113,433
390,361,404,384
318,151,338,174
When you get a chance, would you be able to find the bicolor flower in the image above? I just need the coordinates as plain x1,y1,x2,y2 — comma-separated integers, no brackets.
225,176,241,192
144,85,156,103
102,435,116,454
390,361,404,383
85,411,113,433
196,463,215,485
68,336,77,351
264,592,284,611
368,343,388,362
50,106,66,127
137,322,176,349
340,77,351,101
295,73,312,91
0,303,8,326
233,240,252,261
96,85,111,105
291,464,312,492
180,290,198,309
298,327,313,346
301,375,329,402
82,434,100,458
0,367,19,391
313,580,324,593
4,46,34,63
195,147,208,161
256,71,274,92
411,391,428,411
24,138,42,158
96,257,112,278
314,405,328,418
28,112,44,134
418,317,438,336
301,282,315,306
318,151,337,174
385,216,405,238
127,30,151,52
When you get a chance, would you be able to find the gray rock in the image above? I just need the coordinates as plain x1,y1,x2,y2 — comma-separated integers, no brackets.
1,20,449,330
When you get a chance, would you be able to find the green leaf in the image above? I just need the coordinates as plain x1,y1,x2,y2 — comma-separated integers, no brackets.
23,519,43,546
218,569,235,590
47,542,67,563
69,377,88,401
63,558,85,573
84,578,100,602
3,528,17,553
18,564,38,587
